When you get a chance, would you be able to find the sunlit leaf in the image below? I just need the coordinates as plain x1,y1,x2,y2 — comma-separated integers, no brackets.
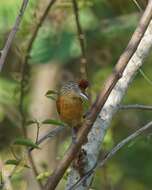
42,119,65,126
13,138,39,149
45,90,58,100
45,90,58,95
36,171,52,181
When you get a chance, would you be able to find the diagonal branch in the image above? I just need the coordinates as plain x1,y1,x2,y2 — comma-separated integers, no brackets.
119,104,152,110
19,0,57,189
132,0,143,12
68,121,152,190
0,0,29,71
4,0,57,189
66,10,152,190
29,125,65,152
44,1,152,190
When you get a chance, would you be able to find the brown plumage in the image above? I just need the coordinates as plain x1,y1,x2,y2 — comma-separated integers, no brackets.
56,81,88,128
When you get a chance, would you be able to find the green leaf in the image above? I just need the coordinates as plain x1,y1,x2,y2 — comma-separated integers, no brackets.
42,119,65,126
5,159,20,166
36,171,51,181
23,164,31,169
46,95,56,100
5,159,30,169
13,138,39,149
45,90,58,95
31,31,74,64
45,90,58,100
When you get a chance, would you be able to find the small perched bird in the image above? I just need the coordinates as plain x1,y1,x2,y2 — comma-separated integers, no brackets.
56,80,88,141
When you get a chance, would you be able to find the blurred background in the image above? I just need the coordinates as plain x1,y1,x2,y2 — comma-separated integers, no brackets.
0,0,152,189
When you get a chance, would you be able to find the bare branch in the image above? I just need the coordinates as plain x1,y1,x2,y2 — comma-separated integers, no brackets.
19,0,57,188
119,104,152,110
132,0,143,12
44,1,152,190
68,121,152,190
19,0,57,134
0,0,29,71
29,125,65,152
99,122,152,167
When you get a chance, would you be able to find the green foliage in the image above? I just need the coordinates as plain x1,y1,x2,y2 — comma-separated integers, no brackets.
1,0,152,189
31,30,75,63
5,159,20,166
42,119,66,126
0,77,19,106
36,171,52,181
45,90,58,100
0,0,20,30
13,138,39,149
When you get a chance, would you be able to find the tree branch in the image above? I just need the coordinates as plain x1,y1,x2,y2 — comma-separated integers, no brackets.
44,1,152,190
68,121,152,190
19,0,57,134
66,7,152,190
0,0,29,71
19,0,57,188
119,104,152,110
4,0,57,189
29,125,65,152
132,0,143,12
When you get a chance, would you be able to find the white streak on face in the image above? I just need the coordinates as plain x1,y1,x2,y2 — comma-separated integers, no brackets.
80,92,88,100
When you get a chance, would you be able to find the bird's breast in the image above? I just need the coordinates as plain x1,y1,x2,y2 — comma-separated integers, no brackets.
56,95,83,127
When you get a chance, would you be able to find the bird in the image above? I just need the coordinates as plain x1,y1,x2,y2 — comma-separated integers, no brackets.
56,80,89,142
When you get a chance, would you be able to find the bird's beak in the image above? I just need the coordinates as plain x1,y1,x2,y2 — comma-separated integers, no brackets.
80,92,88,100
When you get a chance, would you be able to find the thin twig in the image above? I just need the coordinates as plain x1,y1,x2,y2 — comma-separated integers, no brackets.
29,125,65,152
119,104,152,111
72,0,88,80
132,0,143,12
0,0,29,71
68,121,152,190
44,2,152,189
19,0,57,136
139,68,152,85
18,0,57,189
27,152,42,186
35,123,40,144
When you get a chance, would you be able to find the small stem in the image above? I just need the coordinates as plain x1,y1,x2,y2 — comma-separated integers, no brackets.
119,104,152,111
29,125,64,152
10,146,20,161
28,152,43,189
139,68,152,85
132,0,143,12
72,0,88,80
36,123,40,144
72,0,92,103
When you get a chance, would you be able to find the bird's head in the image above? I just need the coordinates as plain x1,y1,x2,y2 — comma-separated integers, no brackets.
60,81,88,100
